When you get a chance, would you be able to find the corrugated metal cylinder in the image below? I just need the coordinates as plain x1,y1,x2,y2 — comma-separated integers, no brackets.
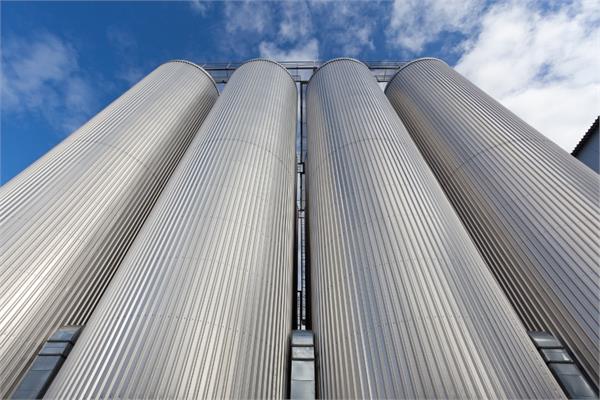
45,59,297,398
385,58,600,385
0,61,218,397
307,58,564,398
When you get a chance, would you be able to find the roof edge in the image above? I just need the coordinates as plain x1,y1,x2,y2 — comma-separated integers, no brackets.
572,116,600,156
384,57,447,94
238,58,297,87
164,59,219,93
308,58,369,85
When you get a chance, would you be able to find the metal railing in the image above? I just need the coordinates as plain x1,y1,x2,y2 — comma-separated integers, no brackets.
199,60,406,83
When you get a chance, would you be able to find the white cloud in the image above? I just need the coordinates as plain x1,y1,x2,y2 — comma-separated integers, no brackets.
1,34,96,134
2,35,76,110
312,1,377,56
387,0,484,53
218,0,277,57
340,25,375,56
220,1,377,60
62,77,96,131
259,39,319,61
278,0,313,42
190,0,210,15
455,0,600,150
224,1,272,34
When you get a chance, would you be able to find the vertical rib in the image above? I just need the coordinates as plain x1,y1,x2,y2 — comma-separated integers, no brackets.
308,58,564,399
386,58,599,386
45,59,296,399
0,61,218,397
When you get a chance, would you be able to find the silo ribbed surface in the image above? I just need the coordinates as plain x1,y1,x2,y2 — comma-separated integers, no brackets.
46,59,296,399
0,61,217,397
386,58,600,385
307,59,564,399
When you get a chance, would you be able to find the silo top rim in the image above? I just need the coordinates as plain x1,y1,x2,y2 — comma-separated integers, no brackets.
384,57,447,94
239,58,297,87
308,57,368,85
165,59,219,93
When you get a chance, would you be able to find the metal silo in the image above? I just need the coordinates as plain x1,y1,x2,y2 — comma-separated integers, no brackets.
45,59,296,399
0,61,217,397
385,58,600,386
307,58,564,398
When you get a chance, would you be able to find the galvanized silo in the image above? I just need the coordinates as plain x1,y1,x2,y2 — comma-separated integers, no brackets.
0,61,218,397
45,59,297,398
307,58,564,398
385,58,600,386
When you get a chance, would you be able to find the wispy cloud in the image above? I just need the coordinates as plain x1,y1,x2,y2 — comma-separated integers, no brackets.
313,1,377,56
106,26,145,85
216,0,277,58
455,0,600,150
387,0,484,53
380,0,598,149
278,0,313,43
257,0,319,61
218,0,379,60
190,0,210,16
224,1,273,35
4,1,593,153
259,38,319,61
1,33,97,135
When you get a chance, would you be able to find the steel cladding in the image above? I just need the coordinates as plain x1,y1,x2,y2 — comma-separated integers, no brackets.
307,58,564,398
45,60,297,398
0,61,218,397
385,58,600,385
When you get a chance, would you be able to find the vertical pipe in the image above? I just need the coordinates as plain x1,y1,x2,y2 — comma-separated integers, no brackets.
45,59,297,398
0,61,218,397
307,58,564,398
386,58,599,386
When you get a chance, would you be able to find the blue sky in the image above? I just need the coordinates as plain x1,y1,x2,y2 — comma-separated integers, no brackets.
2,0,599,183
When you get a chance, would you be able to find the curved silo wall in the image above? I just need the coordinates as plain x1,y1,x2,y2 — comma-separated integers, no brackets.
307,58,564,399
385,58,599,385
0,61,218,397
45,59,297,399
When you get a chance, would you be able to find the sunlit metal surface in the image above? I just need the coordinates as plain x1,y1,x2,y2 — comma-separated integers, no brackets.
307,58,564,399
0,61,217,397
386,57,600,387
46,59,296,399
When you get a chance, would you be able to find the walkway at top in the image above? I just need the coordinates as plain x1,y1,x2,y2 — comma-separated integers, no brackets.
199,60,407,84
